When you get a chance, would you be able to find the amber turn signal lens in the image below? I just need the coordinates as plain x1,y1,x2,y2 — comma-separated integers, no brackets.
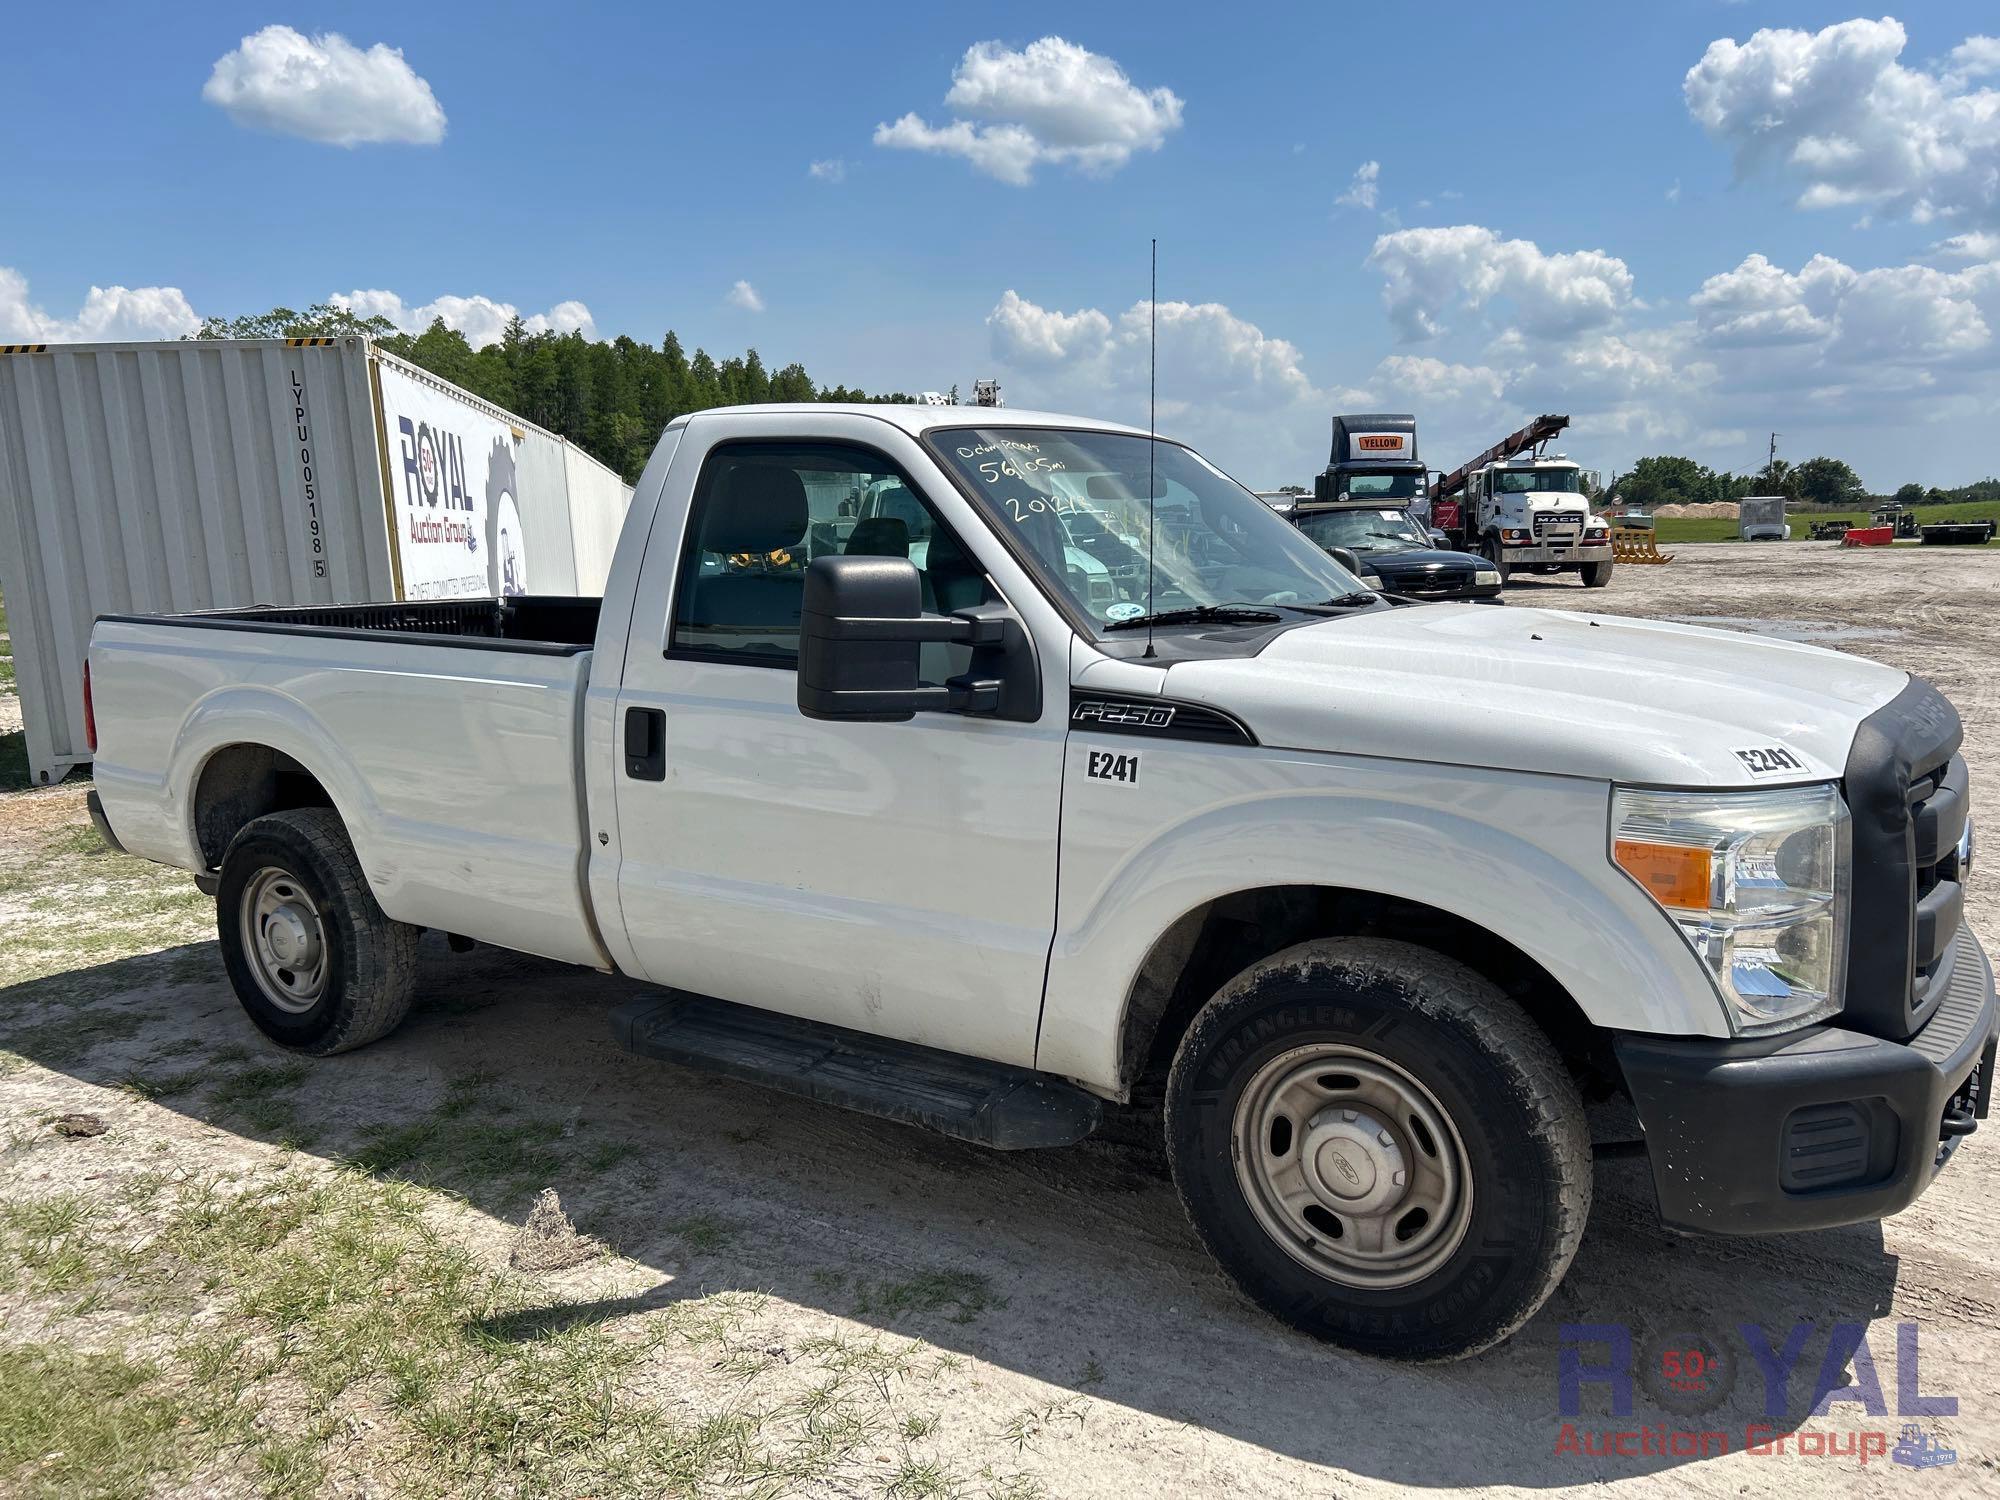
1613,838,1713,911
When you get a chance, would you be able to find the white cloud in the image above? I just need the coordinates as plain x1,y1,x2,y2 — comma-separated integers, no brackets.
203,25,445,147
1336,160,1381,211
725,280,765,313
332,290,595,347
875,37,1182,184
0,267,200,343
1684,18,2000,225
1367,225,1635,340
808,159,846,182
1690,252,1996,364
1933,230,2000,262
1666,179,1681,204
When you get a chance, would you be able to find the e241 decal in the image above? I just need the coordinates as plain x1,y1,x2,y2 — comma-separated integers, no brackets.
1734,744,1806,777
1087,749,1139,784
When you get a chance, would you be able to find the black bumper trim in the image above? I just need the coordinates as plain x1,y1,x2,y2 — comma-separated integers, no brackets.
85,790,128,856
1614,930,1996,1235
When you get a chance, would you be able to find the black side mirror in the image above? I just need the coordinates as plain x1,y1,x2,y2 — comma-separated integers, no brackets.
1328,546,1363,575
1428,528,1450,548
797,555,1038,723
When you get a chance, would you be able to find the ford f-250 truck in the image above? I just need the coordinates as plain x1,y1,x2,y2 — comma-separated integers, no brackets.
86,404,1996,1360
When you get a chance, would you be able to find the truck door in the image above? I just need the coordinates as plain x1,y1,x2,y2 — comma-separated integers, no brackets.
607,429,1063,1068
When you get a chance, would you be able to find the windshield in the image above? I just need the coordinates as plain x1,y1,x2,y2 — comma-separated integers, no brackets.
1340,471,1422,500
1493,468,1582,495
931,428,1370,630
1296,508,1429,554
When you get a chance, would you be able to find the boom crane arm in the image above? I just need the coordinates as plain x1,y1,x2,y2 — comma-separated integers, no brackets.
1432,414,1570,504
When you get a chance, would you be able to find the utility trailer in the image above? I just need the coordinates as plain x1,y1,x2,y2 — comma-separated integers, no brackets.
1921,521,1998,546
0,337,632,784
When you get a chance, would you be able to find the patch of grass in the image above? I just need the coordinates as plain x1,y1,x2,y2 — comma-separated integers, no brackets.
117,1067,204,1101
208,1061,312,1135
859,1267,1006,1326
350,1111,566,1202
0,1343,186,1498
0,730,25,793
0,1007,146,1070
668,1211,737,1256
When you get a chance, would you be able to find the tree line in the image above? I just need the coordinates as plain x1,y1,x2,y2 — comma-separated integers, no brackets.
194,304,919,482
1609,452,2000,511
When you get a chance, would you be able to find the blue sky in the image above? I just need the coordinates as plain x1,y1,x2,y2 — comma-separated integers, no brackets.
5,4,1998,490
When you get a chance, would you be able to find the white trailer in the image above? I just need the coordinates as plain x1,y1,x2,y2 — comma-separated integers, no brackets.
0,337,631,784
1739,495,1790,541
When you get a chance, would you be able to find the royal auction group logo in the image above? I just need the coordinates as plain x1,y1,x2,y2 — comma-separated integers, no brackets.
1554,1322,1959,1468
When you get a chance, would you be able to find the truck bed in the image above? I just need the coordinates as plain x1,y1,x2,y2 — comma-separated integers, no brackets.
88,598,608,971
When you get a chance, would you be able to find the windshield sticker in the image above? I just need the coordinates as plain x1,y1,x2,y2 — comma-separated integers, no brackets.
1105,601,1146,620
1734,745,1807,777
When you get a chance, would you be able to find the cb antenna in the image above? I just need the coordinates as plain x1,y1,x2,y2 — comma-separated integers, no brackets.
1145,237,1157,660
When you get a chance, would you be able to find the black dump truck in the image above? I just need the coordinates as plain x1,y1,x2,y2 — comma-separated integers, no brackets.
1313,413,1429,511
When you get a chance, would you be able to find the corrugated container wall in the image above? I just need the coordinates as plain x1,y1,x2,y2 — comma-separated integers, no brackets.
0,338,634,785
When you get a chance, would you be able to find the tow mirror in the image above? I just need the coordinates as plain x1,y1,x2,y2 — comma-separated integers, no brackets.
797,555,1038,723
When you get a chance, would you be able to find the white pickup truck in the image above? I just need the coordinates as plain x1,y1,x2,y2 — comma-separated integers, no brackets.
87,404,1996,1360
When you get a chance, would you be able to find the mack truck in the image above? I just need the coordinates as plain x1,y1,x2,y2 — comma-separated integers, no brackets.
1434,414,1614,587
84,402,1996,1361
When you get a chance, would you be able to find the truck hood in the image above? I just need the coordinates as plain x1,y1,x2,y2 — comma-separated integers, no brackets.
1161,604,1908,785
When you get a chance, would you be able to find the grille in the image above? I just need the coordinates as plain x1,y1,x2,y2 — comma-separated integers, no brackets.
1844,677,1966,1039
1532,510,1585,535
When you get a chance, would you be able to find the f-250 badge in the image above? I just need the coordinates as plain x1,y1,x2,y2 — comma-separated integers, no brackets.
1088,750,1139,784
1734,744,1806,777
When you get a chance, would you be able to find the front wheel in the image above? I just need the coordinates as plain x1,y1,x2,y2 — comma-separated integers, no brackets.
1583,557,1614,588
216,808,421,1055
1481,535,1511,584
1165,938,1590,1360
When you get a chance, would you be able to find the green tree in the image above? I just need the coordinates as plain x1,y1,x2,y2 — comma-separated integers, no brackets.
1792,456,1867,509
1893,482,1925,506
1617,455,1719,509
193,302,394,340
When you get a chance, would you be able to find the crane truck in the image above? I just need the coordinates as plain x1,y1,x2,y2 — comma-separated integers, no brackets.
1433,415,1613,587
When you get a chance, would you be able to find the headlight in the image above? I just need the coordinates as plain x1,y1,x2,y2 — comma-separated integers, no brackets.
1474,567,1502,586
1359,573,1385,589
1611,784,1850,1034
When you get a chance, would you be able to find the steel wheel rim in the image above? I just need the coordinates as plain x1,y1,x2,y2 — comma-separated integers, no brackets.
238,866,329,1014
1231,1042,1473,1289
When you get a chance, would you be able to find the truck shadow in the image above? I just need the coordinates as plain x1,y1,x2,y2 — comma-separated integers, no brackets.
2,936,1909,1488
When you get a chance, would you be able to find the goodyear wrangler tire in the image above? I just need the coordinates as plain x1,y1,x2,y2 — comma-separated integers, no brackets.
216,809,421,1056
1165,937,1591,1361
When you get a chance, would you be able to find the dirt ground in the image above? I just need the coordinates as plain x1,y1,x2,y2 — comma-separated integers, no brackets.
2,544,1998,1497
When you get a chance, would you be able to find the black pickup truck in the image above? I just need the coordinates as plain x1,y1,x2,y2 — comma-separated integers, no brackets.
1290,501,1504,603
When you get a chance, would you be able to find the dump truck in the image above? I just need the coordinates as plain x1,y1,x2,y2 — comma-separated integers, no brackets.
1312,414,1428,520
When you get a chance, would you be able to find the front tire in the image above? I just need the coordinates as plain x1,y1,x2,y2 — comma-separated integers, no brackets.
1583,557,1614,588
216,808,420,1056
1165,938,1590,1360
1481,535,1511,584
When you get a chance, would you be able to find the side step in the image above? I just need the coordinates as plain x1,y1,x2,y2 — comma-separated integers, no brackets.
611,992,1102,1150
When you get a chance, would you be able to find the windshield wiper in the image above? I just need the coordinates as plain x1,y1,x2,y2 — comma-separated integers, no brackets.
1103,603,1285,632
1296,593,1381,611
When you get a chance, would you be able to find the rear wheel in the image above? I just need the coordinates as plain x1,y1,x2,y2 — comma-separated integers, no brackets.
1583,557,1614,588
1165,938,1590,1360
216,809,420,1055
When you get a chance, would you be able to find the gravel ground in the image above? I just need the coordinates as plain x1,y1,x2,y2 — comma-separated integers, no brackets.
1,544,1996,1497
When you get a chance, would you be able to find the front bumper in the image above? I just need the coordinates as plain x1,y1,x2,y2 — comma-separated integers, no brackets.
1502,542,1614,565
1614,928,1997,1235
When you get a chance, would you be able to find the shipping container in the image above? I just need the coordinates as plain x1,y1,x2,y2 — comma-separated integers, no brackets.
0,337,632,784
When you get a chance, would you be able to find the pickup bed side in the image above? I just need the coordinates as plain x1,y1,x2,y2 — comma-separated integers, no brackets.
89,603,611,971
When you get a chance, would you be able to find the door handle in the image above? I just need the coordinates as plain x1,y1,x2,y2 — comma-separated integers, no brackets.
624,707,665,780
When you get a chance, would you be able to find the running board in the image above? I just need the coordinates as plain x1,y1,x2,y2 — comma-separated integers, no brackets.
610,993,1102,1150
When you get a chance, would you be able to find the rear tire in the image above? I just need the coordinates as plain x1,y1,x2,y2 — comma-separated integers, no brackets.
216,808,420,1056
1164,938,1590,1361
1583,558,1614,588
